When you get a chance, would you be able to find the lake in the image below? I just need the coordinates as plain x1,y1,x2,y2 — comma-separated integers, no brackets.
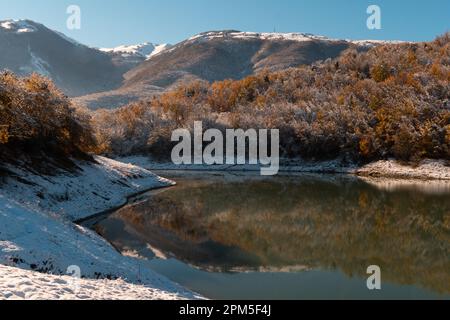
91,171,450,300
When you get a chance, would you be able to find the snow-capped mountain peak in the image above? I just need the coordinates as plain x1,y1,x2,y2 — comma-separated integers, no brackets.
184,30,405,47
187,30,336,43
0,19,128,96
100,42,172,60
0,19,38,33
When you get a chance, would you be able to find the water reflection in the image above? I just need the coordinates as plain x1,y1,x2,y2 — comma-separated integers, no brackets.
94,172,450,298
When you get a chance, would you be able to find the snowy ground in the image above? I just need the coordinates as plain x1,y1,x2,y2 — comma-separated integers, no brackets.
0,265,186,300
1,156,175,221
118,156,357,174
0,156,201,300
119,156,450,180
356,159,450,180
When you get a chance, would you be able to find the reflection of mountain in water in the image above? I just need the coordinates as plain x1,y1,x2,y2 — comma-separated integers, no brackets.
95,175,450,294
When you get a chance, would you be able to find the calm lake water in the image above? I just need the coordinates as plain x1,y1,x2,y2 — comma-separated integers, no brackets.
92,171,450,300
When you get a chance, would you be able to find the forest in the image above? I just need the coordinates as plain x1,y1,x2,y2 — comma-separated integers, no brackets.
1,33,449,167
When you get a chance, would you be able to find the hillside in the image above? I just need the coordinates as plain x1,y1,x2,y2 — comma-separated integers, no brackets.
0,19,134,96
0,71,198,299
0,21,403,109
0,157,198,300
74,31,383,109
92,33,449,162
123,31,355,88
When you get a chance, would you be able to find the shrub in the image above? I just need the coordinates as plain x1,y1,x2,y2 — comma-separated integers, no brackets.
370,64,390,82
0,72,96,161
0,125,8,144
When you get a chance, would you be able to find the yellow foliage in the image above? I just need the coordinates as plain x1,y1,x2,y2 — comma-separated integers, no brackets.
370,64,390,82
430,61,449,81
0,72,96,154
0,126,8,144
255,95,266,108
406,50,417,65
359,136,373,157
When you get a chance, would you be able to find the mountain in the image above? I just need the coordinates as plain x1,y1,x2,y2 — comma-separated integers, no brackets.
125,31,361,86
100,42,171,60
76,30,388,109
124,31,399,88
0,20,398,109
0,19,132,96
99,42,172,71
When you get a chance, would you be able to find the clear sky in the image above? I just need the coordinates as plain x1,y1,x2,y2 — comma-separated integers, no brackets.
0,0,449,47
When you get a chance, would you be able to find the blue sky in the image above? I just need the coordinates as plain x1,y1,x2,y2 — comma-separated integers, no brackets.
0,0,449,47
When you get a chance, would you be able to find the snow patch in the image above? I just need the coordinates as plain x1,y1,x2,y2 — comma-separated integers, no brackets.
185,31,406,47
100,42,172,60
187,31,334,43
0,241,22,253
0,265,191,300
356,159,450,180
0,20,37,33
1,156,175,221
350,39,406,47
149,43,171,58
29,51,51,77
0,156,201,300
17,45,51,77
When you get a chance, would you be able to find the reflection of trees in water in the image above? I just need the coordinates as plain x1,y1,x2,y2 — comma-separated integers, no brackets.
117,177,450,294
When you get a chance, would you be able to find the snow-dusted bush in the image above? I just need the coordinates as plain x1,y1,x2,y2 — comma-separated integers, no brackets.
0,72,96,163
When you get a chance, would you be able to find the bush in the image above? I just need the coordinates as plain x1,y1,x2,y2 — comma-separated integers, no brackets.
370,64,391,82
0,125,8,144
0,72,97,162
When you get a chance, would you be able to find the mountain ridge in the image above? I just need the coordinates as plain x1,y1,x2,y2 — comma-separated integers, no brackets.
0,19,131,96
0,20,408,109
79,29,391,109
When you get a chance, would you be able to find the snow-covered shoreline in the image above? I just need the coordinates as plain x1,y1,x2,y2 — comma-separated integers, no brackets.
119,156,450,181
0,265,189,300
0,156,202,300
1,156,176,221
355,160,450,180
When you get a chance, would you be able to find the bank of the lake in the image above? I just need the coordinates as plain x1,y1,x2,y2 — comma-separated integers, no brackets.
0,156,201,300
119,156,450,181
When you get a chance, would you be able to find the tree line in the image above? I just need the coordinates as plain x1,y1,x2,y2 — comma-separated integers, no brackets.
93,33,449,162
1,33,449,167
